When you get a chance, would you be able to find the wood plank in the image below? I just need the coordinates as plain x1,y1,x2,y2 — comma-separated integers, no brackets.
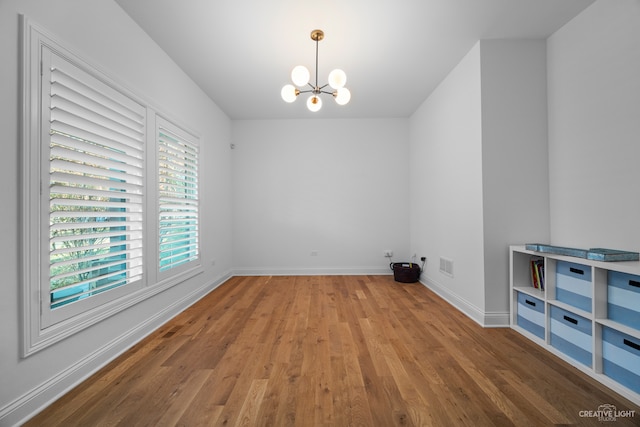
234,378,269,427
336,321,376,426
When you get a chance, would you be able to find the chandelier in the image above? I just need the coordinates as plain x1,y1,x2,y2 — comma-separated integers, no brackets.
281,29,351,112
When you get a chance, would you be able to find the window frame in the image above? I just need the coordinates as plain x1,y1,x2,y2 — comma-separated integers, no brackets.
20,17,203,357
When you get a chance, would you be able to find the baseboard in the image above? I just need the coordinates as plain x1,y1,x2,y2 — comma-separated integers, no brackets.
1,272,232,427
419,277,509,328
482,311,510,328
232,267,393,276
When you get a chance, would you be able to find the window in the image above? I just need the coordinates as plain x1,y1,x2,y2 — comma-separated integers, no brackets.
157,120,200,275
21,19,202,355
43,47,146,327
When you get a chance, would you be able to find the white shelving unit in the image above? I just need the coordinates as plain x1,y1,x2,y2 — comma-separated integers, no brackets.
510,245,640,405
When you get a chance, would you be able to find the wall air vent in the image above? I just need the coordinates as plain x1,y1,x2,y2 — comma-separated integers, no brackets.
439,257,454,277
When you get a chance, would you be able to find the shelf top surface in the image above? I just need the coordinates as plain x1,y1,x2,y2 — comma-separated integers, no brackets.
511,245,640,275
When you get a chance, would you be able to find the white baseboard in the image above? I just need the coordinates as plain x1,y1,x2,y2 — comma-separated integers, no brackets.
1,272,232,427
232,267,392,276
420,277,509,328
482,311,510,328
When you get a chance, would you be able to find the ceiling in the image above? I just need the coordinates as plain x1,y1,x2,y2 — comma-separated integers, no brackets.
115,0,595,120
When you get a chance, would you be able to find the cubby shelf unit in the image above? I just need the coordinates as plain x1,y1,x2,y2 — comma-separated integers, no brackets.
509,245,640,405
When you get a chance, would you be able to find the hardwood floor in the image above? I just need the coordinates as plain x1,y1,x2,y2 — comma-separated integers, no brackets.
25,275,640,426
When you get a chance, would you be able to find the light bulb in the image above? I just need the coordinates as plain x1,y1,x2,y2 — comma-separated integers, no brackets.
281,84,298,103
307,95,322,112
334,87,351,105
328,69,347,89
291,65,310,87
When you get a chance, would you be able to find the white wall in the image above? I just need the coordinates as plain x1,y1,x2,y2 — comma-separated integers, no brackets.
547,0,640,251
232,118,410,274
408,44,486,320
479,40,550,314
408,40,550,325
0,1,232,425
409,0,640,325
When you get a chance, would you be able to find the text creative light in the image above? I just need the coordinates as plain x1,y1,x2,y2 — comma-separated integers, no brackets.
281,29,351,112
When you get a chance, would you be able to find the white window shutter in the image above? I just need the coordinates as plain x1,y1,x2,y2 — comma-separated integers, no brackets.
157,121,199,273
45,48,145,314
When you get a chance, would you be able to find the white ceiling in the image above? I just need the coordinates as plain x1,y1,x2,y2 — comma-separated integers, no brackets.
115,0,594,120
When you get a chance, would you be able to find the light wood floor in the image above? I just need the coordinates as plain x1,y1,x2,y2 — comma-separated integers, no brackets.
26,275,640,426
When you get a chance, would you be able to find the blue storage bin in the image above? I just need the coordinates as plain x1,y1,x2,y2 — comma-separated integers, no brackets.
516,292,545,339
550,306,592,367
556,261,592,313
602,327,640,394
608,271,640,330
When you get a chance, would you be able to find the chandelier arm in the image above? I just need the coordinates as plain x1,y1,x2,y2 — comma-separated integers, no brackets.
298,89,314,94
319,90,335,95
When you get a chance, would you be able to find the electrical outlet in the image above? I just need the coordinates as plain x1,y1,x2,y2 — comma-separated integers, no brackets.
383,250,393,257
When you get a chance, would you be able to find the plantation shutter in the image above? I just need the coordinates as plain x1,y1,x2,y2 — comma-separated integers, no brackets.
45,48,145,311
157,122,199,272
